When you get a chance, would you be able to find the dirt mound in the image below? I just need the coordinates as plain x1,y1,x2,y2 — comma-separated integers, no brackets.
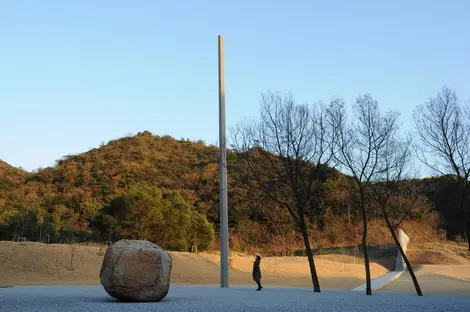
198,252,388,280
0,241,389,289
414,265,470,281
0,241,105,285
407,249,470,265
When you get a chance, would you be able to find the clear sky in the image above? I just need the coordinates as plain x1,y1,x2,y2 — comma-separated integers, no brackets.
0,0,469,172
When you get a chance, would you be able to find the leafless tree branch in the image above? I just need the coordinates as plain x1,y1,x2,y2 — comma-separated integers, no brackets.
413,86,470,250
230,90,337,292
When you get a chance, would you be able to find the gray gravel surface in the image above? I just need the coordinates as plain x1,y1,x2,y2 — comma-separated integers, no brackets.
1,285,469,312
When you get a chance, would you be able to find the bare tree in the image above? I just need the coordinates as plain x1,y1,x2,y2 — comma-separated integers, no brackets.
330,94,399,295
368,129,423,296
230,91,335,292
69,242,76,271
414,86,470,251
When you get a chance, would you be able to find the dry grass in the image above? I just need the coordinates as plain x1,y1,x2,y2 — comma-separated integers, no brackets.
414,265,470,281
409,241,470,254
407,249,470,265
379,266,470,296
199,252,388,280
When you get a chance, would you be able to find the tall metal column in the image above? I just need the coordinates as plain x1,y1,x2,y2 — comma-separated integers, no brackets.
218,34,229,288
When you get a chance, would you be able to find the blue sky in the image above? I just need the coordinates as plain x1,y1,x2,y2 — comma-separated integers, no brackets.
0,0,469,172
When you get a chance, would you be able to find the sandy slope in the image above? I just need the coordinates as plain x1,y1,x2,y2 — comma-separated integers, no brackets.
406,249,470,265
378,250,470,296
0,241,388,289
198,252,387,279
2,241,469,293
380,265,470,296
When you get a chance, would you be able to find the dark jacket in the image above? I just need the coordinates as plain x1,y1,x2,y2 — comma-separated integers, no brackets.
252,259,261,281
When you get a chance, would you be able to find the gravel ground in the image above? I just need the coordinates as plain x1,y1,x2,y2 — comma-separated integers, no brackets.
1,285,470,312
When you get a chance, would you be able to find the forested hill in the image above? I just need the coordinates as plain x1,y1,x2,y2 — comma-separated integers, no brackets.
410,175,465,239
0,160,30,198
26,131,222,217
0,131,267,250
0,131,465,253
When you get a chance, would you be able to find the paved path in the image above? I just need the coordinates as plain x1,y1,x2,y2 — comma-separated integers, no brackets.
352,270,405,291
1,285,470,312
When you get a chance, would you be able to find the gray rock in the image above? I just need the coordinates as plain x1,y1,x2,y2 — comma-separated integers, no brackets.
100,239,172,302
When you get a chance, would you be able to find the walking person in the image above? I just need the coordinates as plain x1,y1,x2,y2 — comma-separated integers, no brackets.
252,255,263,291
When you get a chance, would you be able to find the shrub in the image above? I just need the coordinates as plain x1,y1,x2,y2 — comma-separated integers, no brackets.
98,185,215,251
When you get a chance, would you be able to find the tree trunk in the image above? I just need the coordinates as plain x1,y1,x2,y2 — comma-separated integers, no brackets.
39,224,43,242
347,203,351,225
458,182,470,251
465,217,470,252
298,216,321,292
359,190,372,295
384,216,423,296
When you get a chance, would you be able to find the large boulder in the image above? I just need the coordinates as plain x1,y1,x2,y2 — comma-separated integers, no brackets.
100,239,172,302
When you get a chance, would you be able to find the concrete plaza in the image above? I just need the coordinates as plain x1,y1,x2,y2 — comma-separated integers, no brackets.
1,285,469,312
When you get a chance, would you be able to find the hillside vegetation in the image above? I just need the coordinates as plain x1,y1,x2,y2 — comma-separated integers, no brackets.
0,160,30,210
0,132,464,254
